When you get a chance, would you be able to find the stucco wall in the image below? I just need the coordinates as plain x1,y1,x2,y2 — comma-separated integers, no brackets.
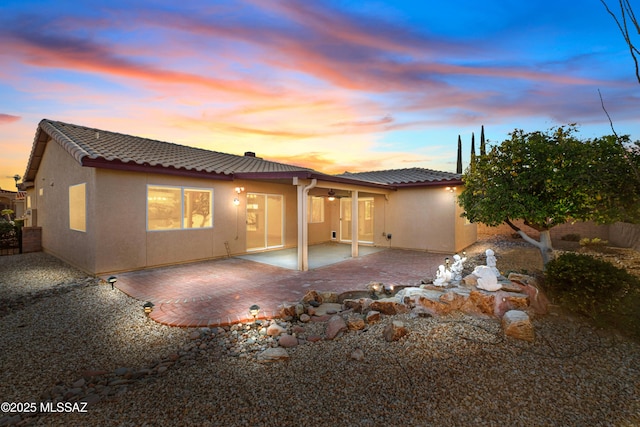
92,174,300,274
32,139,97,272
382,186,466,253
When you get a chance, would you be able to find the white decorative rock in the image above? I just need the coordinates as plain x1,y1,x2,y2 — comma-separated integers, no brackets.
257,347,290,362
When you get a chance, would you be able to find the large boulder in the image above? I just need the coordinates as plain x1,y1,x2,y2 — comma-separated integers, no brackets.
469,290,495,315
502,310,535,342
508,273,549,315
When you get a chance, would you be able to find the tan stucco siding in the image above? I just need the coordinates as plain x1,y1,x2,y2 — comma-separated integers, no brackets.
383,187,459,253
454,190,477,252
33,139,97,273
91,175,300,274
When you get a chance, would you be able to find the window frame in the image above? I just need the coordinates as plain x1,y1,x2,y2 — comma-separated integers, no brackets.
147,185,213,231
69,183,87,232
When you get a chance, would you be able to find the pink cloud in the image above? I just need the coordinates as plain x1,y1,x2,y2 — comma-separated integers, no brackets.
0,114,20,124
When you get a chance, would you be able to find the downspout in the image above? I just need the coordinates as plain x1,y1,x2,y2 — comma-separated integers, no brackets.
296,178,317,271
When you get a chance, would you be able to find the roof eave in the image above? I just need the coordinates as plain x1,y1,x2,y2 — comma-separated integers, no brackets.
81,158,234,181
392,178,464,188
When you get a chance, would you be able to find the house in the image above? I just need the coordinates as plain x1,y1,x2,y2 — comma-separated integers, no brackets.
19,119,477,274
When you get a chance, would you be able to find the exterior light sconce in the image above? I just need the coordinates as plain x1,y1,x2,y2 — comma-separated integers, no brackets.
143,301,155,315
107,276,117,290
327,189,336,201
249,304,260,322
234,187,244,206
445,187,456,193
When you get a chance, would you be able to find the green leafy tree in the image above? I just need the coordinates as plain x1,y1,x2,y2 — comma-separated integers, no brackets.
459,125,640,266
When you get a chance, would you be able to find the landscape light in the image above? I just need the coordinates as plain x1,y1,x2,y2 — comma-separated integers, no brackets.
143,301,155,315
107,276,117,290
249,304,260,320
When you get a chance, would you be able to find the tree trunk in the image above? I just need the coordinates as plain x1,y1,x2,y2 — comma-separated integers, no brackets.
504,219,554,268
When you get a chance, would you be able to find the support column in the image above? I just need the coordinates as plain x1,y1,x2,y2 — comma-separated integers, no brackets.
295,178,317,271
351,190,359,258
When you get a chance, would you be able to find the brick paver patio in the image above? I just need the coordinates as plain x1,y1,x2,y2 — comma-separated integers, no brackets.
110,248,446,327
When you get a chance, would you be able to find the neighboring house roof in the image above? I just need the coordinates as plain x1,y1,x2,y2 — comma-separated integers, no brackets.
23,119,313,184
338,168,462,187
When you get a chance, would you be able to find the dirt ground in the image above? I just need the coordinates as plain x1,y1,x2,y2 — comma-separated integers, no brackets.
465,234,640,279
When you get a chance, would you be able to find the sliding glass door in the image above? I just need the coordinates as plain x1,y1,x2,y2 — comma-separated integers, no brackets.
340,197,374,243
246,193,284,250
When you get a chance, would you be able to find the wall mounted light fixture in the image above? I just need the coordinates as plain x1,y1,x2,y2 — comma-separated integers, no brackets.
327,189,336,201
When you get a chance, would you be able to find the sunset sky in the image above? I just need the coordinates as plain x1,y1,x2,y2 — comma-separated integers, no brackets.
1,0,638,191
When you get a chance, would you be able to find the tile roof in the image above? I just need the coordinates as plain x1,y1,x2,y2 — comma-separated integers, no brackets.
337,168,461,186
24,119,313,181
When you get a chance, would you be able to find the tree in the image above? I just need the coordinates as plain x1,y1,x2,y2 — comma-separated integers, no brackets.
458,125,640,266
601,0,640,83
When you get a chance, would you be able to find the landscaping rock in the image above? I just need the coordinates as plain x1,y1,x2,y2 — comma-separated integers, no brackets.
299,313,311,323
257,347,290,363
383,320,408,342
346,315,365,330
469,290,495,315
302,290,323,305
325,315,347,340
277,302,298,319
370,298,410,315
365,311,381,323
350,348,365,361
312,303,343,316
342,298,372,313
278,334,299,348
319,291,339,303
502,310,535,342
267,322,287,336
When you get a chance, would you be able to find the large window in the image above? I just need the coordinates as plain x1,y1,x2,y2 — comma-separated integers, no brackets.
307,196,325,223
147,185,212,231
69,183,86,232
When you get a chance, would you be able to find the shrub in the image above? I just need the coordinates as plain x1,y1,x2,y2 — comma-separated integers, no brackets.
545,253,640,337
560,233,581,242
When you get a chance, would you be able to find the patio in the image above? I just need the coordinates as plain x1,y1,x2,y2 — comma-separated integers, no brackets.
111,244,446,327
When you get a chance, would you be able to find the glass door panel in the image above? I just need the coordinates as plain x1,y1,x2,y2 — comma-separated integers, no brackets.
340,198,352,242
266,195,283,247
246,193,283,250
340,197,374,243
246,193,266,250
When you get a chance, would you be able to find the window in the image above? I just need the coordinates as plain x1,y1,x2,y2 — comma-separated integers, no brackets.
69,183,86,232
147,185,212,231
307,196,324,223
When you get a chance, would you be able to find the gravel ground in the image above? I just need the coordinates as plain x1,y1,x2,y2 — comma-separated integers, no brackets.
1,247,639,426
